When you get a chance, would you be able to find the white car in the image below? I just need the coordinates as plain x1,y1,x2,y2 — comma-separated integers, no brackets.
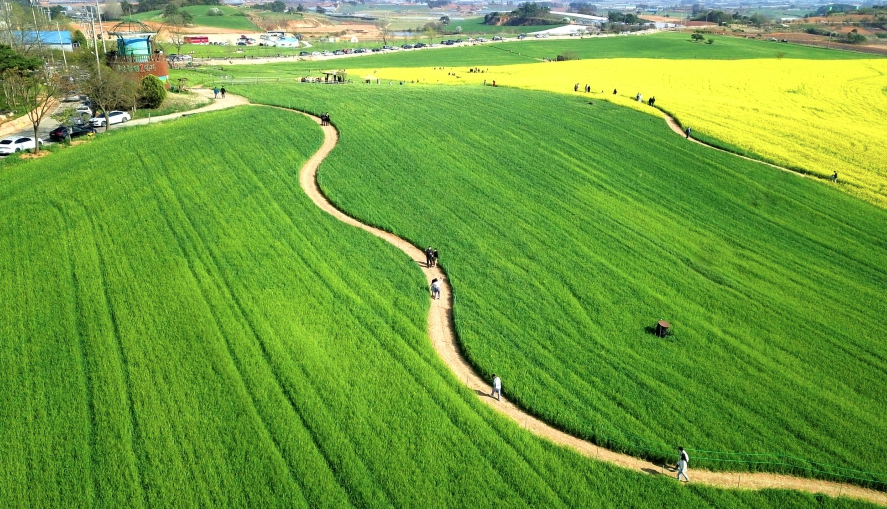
76,103,92,117
91,110,131,127
0,136,43,155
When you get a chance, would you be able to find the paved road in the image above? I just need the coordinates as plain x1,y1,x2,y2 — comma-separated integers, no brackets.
7,88,239,143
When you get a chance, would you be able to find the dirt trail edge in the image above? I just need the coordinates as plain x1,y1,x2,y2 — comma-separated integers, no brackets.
288,109,881,506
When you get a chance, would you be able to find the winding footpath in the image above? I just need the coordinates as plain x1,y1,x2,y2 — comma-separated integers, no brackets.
295,112,885,506
124,92,884,504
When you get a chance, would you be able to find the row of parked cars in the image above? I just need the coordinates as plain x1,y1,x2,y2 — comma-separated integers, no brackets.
0,107,131,156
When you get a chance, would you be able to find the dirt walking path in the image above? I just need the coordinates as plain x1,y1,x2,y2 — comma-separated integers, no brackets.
294,111,886,506
659,109,822,180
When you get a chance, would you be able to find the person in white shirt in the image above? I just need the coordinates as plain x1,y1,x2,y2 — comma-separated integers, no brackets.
491,375,502,401
430,278,441,300
677,446,690,482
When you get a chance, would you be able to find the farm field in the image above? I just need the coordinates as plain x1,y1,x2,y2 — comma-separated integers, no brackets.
178,32,874,71
355,53,887,208
238,84,887,484
4,106,870,507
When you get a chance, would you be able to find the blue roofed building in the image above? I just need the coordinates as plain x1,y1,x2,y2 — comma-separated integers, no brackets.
11,31,76,51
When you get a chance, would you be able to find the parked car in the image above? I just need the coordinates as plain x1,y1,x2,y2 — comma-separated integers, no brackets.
382,45,395,50
401,44,413,49
48,123,96,142
76,103,92,117
492,36,503,41
90,110,131,127
371,47,382,52
414,42,426,48
299,51,310,56
0,136,43,155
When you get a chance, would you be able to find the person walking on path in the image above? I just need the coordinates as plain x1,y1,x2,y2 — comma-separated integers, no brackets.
432,249,439,267
430,278,441,299
685,126,691,139
831,171,838,183
425,246,434,267
220,87,227,98
491,375,502,401
676,447,690,482
213,87,219,98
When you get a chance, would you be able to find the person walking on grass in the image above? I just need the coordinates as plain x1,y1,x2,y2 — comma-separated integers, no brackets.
430,278,441,299
677,447,690,482
491,375,502,401
685,126,691,139
831,171,838,183
425,246,434,267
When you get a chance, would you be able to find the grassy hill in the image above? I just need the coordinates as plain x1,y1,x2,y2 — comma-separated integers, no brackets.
127,5,259,31
237,83,887,485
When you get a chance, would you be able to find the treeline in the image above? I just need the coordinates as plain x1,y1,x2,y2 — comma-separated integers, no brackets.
569,2,597,15
690,10,770,25
483,2,555,26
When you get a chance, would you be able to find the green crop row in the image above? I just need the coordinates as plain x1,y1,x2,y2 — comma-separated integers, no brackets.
236,83,887,487
5,106,876,506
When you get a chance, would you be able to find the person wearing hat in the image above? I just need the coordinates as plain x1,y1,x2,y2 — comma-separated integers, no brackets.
677,447,690,482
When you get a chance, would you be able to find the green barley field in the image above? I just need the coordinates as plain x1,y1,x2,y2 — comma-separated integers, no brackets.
6,106,877,507
237,84,887,485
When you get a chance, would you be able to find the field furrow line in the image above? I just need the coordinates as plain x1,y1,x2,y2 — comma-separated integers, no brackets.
294,107,887,507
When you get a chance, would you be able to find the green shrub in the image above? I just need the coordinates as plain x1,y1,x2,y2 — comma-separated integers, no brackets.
139,74,167,109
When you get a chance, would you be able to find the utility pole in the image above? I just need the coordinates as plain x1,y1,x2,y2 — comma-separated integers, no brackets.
95,0,106,53
56,21,68,71
30,7,47,62
91,14,101,76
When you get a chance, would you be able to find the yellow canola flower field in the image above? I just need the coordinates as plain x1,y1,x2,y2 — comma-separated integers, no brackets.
360,58,887,208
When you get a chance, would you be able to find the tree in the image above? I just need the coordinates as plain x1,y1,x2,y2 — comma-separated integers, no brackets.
1,68,62,153
376,21,391,44
690,32,705,41
51,105,82,143
439,15,450,25
48,5,66,19
80,65,136,132
296,3,305,11
315,6,326,14
424,24,437,43
120,0,134,16
164,4,193,23
139,75,166,108
748,13,769,26
164,14,191,55
0,44,42,77
104,0,123,20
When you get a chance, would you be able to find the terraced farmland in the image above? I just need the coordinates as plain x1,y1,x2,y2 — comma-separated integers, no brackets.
239,84,887,484
6,105,872,507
